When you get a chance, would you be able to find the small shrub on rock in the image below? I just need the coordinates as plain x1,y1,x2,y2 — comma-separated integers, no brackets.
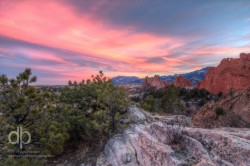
165,120,185,145
215,107,224,117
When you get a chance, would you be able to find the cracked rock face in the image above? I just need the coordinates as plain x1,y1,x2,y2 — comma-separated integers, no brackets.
103,107,250,166
104,123,250,166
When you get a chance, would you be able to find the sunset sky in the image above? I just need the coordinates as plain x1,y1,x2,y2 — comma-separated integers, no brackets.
0,0,250,84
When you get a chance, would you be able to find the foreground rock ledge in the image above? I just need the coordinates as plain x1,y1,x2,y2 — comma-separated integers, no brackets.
102,107,250,166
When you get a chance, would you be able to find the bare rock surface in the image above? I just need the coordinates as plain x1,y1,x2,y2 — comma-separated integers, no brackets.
102,106,250,166
198,53,250,94
127,105,146,124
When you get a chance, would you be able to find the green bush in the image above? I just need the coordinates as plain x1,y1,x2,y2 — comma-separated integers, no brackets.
0,69,129,163
215,107,224,116
160,85,183,114
198,99,206,107
180,88,210,101
142,85,183,114
217,92,223,98
142,95,157,112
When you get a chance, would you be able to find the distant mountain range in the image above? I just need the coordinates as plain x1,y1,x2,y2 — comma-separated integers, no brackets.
112,67,210,85
112,76,143,85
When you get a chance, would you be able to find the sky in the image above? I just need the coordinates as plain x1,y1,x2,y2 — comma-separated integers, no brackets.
0,0,250,85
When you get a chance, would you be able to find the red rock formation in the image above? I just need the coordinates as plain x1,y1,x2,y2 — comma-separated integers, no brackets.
174,75,193,87
198,53,250,94
193,88,250,127
142,75,170,89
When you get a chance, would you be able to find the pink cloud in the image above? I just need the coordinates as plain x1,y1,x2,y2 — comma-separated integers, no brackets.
1,0,249,84
0,1,186,76
0,0,183,57
21,50,78,66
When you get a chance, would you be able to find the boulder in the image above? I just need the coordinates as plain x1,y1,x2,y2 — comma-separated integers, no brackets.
127,105,146,124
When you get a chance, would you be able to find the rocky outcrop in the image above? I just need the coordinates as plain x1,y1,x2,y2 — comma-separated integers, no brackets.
127,105,146,124
104,122,250,166
193,88,250,128
174,75,193,87
198,53,250,94
102,106,250,166
142,75,170,89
